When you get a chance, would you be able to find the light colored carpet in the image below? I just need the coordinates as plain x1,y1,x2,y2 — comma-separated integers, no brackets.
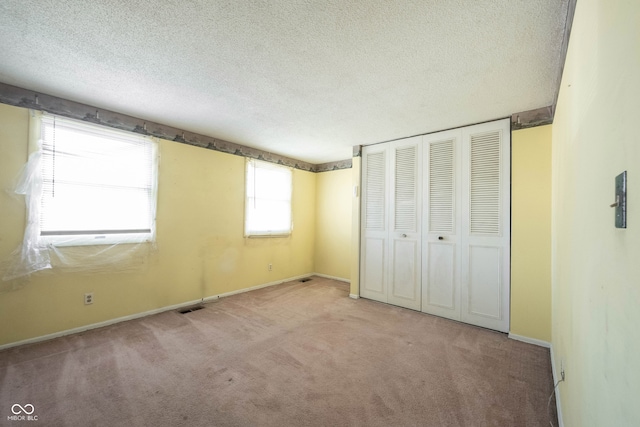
0,276,557,426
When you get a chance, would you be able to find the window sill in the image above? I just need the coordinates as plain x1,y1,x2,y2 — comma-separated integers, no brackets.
245,233,291,238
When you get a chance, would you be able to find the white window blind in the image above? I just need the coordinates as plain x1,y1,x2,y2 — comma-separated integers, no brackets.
245,159,292,237
39,114,157,245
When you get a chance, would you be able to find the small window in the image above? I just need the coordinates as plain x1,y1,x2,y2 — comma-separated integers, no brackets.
37,114,158,246
245,159,292,237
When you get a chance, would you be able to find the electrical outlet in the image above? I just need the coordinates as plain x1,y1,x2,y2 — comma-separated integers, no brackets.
84,292,94,305
560,359,565,381
268,263,273,271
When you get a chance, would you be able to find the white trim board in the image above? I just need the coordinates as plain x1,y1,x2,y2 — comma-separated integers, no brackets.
509,334,562,426
203,273,313,303
550,344,565,427
0,297,203,351
313,273,350,283
349,294,360,300
508,333,551,348
0,272,317,351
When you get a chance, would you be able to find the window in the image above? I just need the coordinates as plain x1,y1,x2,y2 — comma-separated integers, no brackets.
37,114,158,246
245,159,292,237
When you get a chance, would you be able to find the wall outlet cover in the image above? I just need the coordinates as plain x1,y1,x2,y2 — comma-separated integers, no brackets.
84,293,94,305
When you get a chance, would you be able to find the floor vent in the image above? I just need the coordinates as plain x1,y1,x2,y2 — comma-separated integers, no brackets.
178,305,204,314
299,278,312,283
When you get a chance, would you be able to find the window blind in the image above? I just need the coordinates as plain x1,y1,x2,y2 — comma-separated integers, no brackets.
245,159,292,236
39,115,156,242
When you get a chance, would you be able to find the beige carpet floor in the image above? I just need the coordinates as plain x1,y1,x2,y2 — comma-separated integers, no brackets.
0,276,557,426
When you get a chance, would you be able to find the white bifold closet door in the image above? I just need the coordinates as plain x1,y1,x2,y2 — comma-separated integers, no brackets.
460,120,510,332
360,118,509,332
422,119,510,332
360,137,422,310
421,129,463,322
360,144,388,303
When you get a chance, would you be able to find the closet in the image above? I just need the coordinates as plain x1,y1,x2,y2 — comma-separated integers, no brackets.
360,119,510,332
360,136,422,311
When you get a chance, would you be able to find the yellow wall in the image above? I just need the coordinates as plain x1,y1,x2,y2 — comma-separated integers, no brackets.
0,103,317,346
0,105,28,275
510,125,552,342
314,169,351,280
552,0,640,425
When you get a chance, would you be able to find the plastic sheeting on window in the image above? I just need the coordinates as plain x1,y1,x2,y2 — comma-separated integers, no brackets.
1,148,51,282
1,113,159,284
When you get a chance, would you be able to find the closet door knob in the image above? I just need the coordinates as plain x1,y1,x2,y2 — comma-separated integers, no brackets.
438,236,444,240
401,233,407,238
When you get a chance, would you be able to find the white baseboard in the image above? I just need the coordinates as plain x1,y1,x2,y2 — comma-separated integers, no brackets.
312,273,350,283
509,334,562,426
0,272,315,351
349,294,360,299
508,333,551,348
550,344,564,427
0,297,203,351
203,273,312,302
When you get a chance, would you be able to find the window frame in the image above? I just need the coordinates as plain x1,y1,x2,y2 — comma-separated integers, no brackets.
32,113,159,247
244,158,293,238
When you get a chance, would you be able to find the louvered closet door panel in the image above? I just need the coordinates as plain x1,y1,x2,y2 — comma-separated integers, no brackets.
428,141,455,233
365,151,386,230
460,119,511,333
394,146,418,231
388,137,421,310
360,146,389,303
422,130,462,320
469,132,501,234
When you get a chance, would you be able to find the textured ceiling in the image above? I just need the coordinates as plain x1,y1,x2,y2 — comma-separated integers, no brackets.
0,0,568,163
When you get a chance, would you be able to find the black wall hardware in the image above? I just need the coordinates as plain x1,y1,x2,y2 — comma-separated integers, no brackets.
611,171,627,228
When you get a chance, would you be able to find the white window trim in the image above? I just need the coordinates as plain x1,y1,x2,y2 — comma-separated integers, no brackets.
30,112,159,247
244,158,293,238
